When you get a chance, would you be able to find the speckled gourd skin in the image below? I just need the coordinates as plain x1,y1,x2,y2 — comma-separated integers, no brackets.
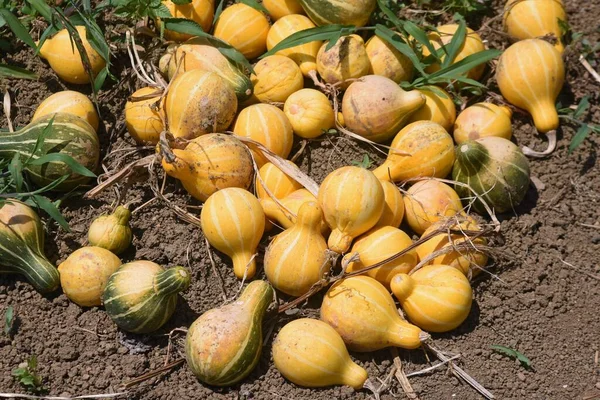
297,0,376,27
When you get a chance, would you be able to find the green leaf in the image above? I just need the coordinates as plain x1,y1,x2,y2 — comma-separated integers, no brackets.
0,64,38,80
0,9,37,49
171,0,192,4
375,24,426,76
25,0,53,21
238,0,268,14
213,0,225,24
404,20,437,59
568,124,591,153
8,153,23,192
441,19,466,68
427,48,501,80
376,0,404,30
4,305,14,335
93,66,109,92
573,95,590,119
25,115,53,165
491,345,531,368
29,195,70,231
27,154,97,178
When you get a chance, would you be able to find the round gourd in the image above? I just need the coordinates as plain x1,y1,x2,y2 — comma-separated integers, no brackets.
125,87,165,145
365,35,414,83
374,180,405,229
503,0,566,52
250,55,304,104
213,3,270,60
32,91,99,132
297,0,376,27
255,161,303,200
407,86,456,132
263,0,305,20
88,206,133,255
316,34,371,90
162,0,214,41
284,88,335,139
260,188,328,235
453,103,513,144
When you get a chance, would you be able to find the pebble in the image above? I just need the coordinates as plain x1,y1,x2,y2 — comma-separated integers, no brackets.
596,382,600,390
517,372,526,381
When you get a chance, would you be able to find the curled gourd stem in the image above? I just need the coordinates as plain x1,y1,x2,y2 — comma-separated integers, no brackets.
522,130,557,158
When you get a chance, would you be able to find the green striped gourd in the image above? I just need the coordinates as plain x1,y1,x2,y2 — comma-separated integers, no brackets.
297,0,376,27
186,280,274,386
0,113,99,191
102,261,191,334
0,200,59,293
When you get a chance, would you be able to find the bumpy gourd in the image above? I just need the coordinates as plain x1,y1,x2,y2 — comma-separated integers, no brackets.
503,0,566,52
297,0,376,27
0,200,59,293
32,91,99,132
343,226,417,288
255,161,303,200
372,121,455,183
374,180,405,228
391,264,473,332
201,188,265,279
162,0,214,41
273,318,368,388
407,86,456,132
321,276,427,351
250,55,304,104
58,246,121,307
103,261,190,333
38,26,106,84
186,280,273,386
453,103,512,144
260,188,328,234
284,88,335,138
263,0,305,20
264,202,330,296
318,166,384,254
88,206,133,255
316,34,371,89
214,3,270,59
124,87,165,145
365,35,414,83
161,134,253,202
342,75,425,143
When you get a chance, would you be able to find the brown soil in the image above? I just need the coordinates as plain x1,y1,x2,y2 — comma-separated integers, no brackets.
1,1,599,399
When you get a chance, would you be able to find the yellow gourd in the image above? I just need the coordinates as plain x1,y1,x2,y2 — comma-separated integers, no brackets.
321,276,427,351
391,264,473,332
453,103,512,144
87,206,132,255
232,104,294,166
267,14,322,76
255,161,303,200
32,91,99,132
249,55,304,104
365,35,414,83
403,179,463,235
372,121,455,183
124,87,165,145
214,3,270,60
38,26,106,84
201,188,265,280
260,188,328,235
341,75,425,143
316,34,371,89
273,318,368,388
343,226,417,287
374,180,404,229
284,88,335,139
318,166,384,254
161,134,254,202
263,0,305,20
264,202,330,296
503,0,566,52
162,0,214,41
407,86,456,132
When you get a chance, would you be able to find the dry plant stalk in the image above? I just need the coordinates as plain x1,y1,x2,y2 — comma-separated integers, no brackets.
391,347,419,400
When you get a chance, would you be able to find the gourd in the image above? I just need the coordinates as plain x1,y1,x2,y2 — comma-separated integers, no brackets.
161,134,254,202
201,188,265,280
321,276,427,351
260,188,328,235
391,265,473,333
407,86,456,132
273,318,368,388
103,261,190,333
503,0,566,52
318,166,384,254
316,35,371,90
162,0,214,42
0,113,99,191
213,3,270,60
343,226,417,288
372,121,455,183
0,200,60,293
124,87,165,145
297,0,376,27
284,88,335,139
58,246,121,307
403,179,463,235
38,26,106,84
264,202,330,296
255,161,303,200
453,103,512,144
249,55,304,104
374,180,405,228
266,14,322,76
496,39,564,156
452,137,531,214
263,0,305,20
165,69,237,139
88,206,133,255
365,35,414,84
232,104,294,166
342,75,425,143
32,91,99,132
186,280,273,386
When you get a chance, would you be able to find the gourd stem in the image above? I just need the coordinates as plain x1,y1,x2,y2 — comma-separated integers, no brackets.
155,266,190,296
522,130,557,158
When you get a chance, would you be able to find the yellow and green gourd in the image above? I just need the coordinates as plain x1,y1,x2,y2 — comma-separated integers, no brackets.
88,206,133,255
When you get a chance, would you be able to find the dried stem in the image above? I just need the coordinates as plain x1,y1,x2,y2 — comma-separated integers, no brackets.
391,348,419,400
121,358,185,389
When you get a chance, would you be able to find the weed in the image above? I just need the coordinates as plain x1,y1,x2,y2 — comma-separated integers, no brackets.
4,305,14,336
491,345,531,369
12,355,46,393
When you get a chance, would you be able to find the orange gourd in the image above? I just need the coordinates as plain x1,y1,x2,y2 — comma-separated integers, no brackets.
162,0,214,41
407,86,456,132
316,34,371,89
365,35,414,83
125,87,165,145
213,3,270,60
263,0,305,20
453,103,513,144
255,162,303,200
260,189,328,235
374,180,404,229
250,55,304,104
33,91,99,132
284,88,335,139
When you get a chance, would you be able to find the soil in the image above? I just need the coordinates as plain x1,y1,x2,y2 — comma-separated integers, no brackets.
1,1,599,399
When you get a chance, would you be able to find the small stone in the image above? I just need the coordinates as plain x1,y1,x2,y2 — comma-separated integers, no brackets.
595,382,600,390
517,372,526,381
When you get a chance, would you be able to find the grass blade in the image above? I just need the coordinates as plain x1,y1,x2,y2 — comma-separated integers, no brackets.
427,48,501,80
27,153,97,178
0,64,38,80
376,0,404,30
260,25,357,59
171,0,192,3
491,345,531,369
404,20,437,59
239,0,269,13
25,115,53,165
375,24,426,76
213,0,225,25
28,195,70,231
0,9,37,49
25,0,53,22
441,19,466,68
569,124,591,153
573,95,590,119
8,153,23,192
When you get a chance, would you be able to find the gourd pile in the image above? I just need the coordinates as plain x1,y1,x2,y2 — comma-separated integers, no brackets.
1,0,570,393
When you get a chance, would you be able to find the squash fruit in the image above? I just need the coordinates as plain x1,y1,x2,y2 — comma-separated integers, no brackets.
284,88,335,139
297,0,376,27
260,188,328,235
365,35,414,84
162,0,214,42
255,161,303,200
88,206,133,255
453,103,512,144
407,86,456,132
316,34,371,90
250,55,304,104
263,0,305,20
214,3,270,60
125,87,165,145
374,180,405,229
33,91,99,132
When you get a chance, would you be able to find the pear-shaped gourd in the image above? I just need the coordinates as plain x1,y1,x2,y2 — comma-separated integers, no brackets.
365,35,414,84
186,280,273,386
318,166,384,254
255,161,303,200
284,88,335,139
407,86,456,132
321,276,428,351
316,34,371,90
374,180,405,228
453,103,512,144
88,206,133,255
32,91,99,132
391,265,472,332
260,188,328,235
273,318,368,388
342,75,426,143
102,261,190,333
496,39,564,156
201,188,265,279
264,202,330,296
0,200,59,293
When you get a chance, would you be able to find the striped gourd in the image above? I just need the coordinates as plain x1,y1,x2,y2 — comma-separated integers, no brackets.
503,0,566,52
321,276,428,351
250,55,304,104
453,103,513,144
0,113,99,191
0,200,59,293
260,188,329,235
391,264,473,333
185,280,273,386
318,166,384,254
125,87,165,145
273,318,368,388
32,91,99,132
263,0,305,20
403,180,463,235
200,188,265,280
365,35,414,84
284,88,335,139
102,261,191,334
316,35,371,90
255,161,303,200
297,0,376,27
372,121,455,183
162,0,214,42
407,86,457,132
213,3,270,60
374,180,405,229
